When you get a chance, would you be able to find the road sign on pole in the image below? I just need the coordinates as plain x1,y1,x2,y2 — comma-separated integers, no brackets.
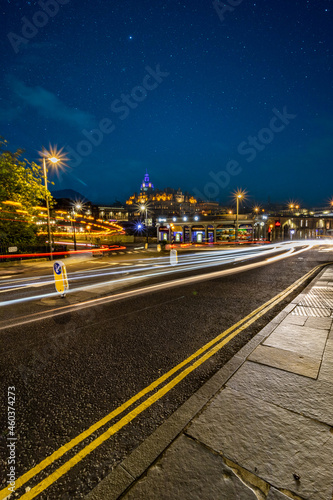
53,260,69,297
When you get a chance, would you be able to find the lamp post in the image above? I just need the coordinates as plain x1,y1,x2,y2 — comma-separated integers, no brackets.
42,154,59,260
71,209,77,251
86,225,91,247
235,194,243,242
253,206,259,241
140,204,149,247
232,189,247,242
72,203,82,251
70,209,77,251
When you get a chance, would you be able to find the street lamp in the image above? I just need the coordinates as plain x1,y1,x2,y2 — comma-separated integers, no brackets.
140,204,149,247
42,153,60,260
253,205,260,241
70,203,82,251
71,209,77,251
86,225,91,247
234,189,246,242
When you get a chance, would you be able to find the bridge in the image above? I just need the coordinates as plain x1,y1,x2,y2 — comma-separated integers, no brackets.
156,214,333,243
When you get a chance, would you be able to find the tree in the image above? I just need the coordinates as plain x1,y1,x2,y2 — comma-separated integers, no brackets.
0,138,53,251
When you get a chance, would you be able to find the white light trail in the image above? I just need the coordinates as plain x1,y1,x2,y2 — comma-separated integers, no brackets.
0,241,317,308
0,242,319,330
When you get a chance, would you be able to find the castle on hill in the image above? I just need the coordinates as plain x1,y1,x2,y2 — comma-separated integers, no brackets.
125,170,200,216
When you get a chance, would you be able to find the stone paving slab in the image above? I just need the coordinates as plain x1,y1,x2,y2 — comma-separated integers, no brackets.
291,293,307,305
263,323,328,359
299,290,333,309
291,304,332,317
305,316,332,330
188,387,333,500
278,315,307,326
248,344,320,378
122,434,259,500
329,324,333,339
226,361,333,426
318,338,333,382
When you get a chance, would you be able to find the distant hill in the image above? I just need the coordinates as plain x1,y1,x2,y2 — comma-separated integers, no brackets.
51,189,90,203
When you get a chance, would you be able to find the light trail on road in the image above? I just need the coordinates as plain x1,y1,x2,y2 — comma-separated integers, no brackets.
0,241,309,306
0,244,272,291
0,241,322,307
0,242,320,316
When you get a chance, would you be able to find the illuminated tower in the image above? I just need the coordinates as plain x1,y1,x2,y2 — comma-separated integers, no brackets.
140,170,154,193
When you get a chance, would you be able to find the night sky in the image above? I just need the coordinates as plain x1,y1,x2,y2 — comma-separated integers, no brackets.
1,1,332,206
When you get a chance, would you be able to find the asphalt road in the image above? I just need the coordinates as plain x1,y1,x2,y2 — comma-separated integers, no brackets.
0,244,332,499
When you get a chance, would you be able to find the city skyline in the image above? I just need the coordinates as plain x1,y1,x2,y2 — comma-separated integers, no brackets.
51,167,333,211
1,1,332,205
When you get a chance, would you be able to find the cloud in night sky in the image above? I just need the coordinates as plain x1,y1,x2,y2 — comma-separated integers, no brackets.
5,78,96,130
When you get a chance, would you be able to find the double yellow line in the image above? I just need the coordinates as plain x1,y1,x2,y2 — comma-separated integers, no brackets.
1,265,322,500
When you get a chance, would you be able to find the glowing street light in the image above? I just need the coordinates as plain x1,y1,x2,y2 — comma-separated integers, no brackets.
71,208,78,251
86,224,91,246
39,146,67,259
69,202,83,251
140,204,149,247
288,202,298,213
253,205,260,241
40,151,60,260
233,189,247,242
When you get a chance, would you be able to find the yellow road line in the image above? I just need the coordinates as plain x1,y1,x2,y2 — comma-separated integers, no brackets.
0,264,322,500
0,315,255,498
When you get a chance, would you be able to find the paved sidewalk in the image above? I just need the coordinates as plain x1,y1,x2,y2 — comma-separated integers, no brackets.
87,266,333,500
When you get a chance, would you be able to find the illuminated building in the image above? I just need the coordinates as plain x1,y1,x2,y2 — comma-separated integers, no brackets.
126,171,198,216
140,170,154,193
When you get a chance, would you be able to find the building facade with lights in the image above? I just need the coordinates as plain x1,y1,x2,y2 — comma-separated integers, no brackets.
155,212,333,243
126,170,198,216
